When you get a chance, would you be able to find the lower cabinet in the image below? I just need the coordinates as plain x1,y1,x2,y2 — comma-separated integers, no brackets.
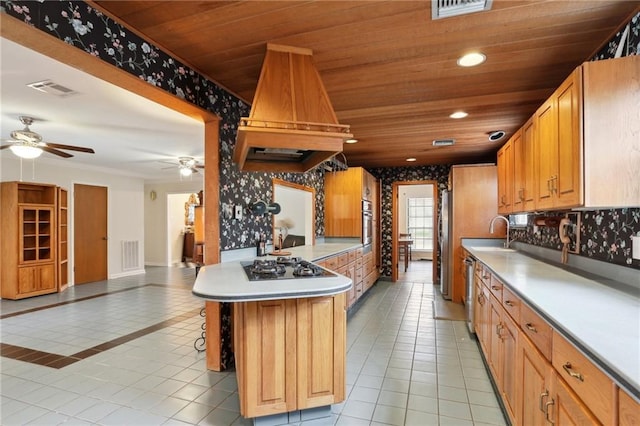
472,258,639,426
18,263,56,296
319,247,377,310
518,334,549,426
487,294,518,424
234,293,346,418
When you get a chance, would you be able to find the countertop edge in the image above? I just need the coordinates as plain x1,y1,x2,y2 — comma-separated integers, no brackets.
192,280,352,302
463,243,640,400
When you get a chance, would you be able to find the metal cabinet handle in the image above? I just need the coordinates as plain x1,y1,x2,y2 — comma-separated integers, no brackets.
545,399,555,424
505,300,514,307
562,362,584,381
492,285,501,291
483,273,491,279
547,178,552,194
519,188,525,201
539,390,549,412
525,323,538,333
496,323,503,336
477,294,485,306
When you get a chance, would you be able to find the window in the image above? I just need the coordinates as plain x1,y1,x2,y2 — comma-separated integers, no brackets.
407,197,433,250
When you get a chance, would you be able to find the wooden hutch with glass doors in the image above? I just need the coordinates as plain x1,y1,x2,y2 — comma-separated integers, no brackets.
1,181,68,299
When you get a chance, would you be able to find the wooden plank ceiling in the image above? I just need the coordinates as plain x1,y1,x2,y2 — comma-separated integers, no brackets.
92,0,639,168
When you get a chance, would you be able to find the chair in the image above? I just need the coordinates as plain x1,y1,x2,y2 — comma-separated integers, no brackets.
399,233,412,261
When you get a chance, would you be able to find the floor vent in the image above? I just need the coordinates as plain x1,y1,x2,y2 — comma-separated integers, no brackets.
432,0,493,20
122,240,140,271
433,139,455,146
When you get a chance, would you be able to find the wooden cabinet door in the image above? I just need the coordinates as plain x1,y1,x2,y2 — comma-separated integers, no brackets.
521,117,536,211
38,263,56,291
518,335,549,426
511,130,524,212
18,266,37,294
618,387,640,426
235,299,297,418
534,97,557,210
501,312,518,424
549,372,599,426
497,141,513,214
297,293,346,409
554,70,582,209
488,296,502,382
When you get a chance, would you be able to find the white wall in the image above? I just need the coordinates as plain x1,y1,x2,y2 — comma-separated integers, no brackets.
274,184,313,245
144,180,203,266
167,193,193,265
398,184,434,260
1,155,146,281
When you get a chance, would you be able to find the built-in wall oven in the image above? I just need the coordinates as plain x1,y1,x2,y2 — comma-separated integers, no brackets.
362,200,373,246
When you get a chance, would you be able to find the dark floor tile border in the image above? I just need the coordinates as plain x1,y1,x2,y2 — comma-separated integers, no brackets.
0,283,174,319
0,307,202,369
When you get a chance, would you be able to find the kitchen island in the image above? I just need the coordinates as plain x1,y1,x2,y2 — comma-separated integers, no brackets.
462,241,639,424
192,243,357,421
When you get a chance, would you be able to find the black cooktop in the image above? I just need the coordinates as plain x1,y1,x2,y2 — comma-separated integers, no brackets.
242,257,336,281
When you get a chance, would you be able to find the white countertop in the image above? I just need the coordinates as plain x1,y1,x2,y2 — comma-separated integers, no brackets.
463,244,640,398
192,242,361,302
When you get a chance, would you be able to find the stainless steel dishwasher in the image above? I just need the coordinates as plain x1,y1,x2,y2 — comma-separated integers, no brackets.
464,256,476,334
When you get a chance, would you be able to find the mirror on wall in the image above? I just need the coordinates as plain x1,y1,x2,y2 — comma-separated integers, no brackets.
272,179,315,249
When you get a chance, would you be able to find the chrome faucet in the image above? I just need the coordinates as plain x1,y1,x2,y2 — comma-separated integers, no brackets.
489,215,511,248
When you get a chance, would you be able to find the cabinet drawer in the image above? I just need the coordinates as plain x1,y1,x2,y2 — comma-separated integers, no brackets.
348,249,357,263
520,302,552,360
323,256,339,271
501,287,520,323
552,331,613,424
489,276,503,301
477,263,492,285
354,267,363,283
337,252,350,268
336,265,348,275
355,257,363,269
356,248,363,258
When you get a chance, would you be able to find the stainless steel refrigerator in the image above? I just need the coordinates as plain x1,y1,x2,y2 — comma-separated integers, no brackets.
439,189,452,299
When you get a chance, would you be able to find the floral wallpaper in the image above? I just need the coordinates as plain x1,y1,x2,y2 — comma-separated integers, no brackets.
1,3,637,277
368,165,451,278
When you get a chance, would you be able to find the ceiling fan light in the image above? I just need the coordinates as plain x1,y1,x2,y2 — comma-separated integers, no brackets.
179,167,193,177
9,144,43,159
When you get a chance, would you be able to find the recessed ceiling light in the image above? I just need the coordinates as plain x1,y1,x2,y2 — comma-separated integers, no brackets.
457,52,486,67
406,157,417,162
344,138,358,144
450,111,468,119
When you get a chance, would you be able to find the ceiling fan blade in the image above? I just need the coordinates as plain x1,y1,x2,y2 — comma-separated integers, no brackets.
42,146,73,158
1,145,13,150
196,164,205,169
192,168,200,173
45,142,95,153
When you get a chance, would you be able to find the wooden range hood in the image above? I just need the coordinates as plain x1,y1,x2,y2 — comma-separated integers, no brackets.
233,44,352,173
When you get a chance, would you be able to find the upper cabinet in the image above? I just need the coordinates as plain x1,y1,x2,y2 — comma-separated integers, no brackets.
500,55,639,213
325,167,377,238
534,68,582,210
497,134,515,214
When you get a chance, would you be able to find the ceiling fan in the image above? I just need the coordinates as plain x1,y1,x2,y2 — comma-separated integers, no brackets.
162,156,204,176
0,116,95,159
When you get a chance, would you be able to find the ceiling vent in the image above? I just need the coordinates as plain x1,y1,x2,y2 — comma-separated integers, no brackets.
432,0,493,20
27,80,77,97
433,139,455,147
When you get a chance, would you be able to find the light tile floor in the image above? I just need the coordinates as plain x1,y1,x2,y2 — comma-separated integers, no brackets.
1,263,507,425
